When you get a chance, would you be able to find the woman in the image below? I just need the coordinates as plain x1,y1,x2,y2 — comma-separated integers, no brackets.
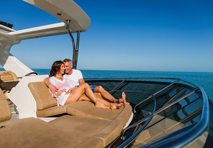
49,61,124,109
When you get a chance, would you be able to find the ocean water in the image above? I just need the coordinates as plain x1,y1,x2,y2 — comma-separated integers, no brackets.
1,68,212,102
32,69,213,102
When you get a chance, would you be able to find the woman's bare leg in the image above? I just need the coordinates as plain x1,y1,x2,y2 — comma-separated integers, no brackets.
65,83,124,109
65,83,108,108
78,94,110,109
78,94,90,101
77,93,121,110
93,93,124,110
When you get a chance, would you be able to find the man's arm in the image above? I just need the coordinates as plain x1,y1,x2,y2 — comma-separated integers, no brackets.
79,78,85,86
68,78,85,94
43,77,58,95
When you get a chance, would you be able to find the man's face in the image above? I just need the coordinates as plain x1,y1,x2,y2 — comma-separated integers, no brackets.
64,62,72,74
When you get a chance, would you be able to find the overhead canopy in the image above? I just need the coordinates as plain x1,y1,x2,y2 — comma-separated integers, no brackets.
0,0,91,77
23,0,91,32
0,0,91,42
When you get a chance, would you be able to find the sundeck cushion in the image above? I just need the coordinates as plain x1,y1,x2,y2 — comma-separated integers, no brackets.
0,71,18,82
0,118,104,148
0,89,11,122
28,82,57,110
95,104,132,146
51,102,132,147
28,81,132,128
66,101,132,121
76,137,104,148
50,115,115,147
0,118,34,127
36,105,67,117
0,71,19,99
50,115,111,136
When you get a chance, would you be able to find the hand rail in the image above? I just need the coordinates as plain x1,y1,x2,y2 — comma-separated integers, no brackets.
85,77,209,147
145,84,209,147
108,90,157,148
134,79,180,112
109,78,127,93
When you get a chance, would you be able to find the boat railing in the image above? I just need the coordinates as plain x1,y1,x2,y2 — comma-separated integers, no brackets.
107,90,157,148
85,77,209,147
141,82,209,147
133,79,180,113
109,87,198,147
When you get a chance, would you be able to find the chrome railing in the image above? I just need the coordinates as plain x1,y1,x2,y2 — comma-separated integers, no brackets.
141,82,209,147
107,90,157,148
85,77,209,147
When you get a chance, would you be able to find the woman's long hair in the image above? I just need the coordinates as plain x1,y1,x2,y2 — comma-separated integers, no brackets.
49,61,64,77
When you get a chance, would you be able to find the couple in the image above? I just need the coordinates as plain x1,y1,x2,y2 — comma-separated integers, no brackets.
44,59,127,110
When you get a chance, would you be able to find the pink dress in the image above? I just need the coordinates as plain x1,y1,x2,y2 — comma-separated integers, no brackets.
49,75,74,106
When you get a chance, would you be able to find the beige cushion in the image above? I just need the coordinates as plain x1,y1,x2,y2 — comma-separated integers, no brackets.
50,102,132,147
28,81,132,133
66,101,131,121
50,115,111,136
28,82,57,110
0,71,18,82
0,118,104,148
0,89,11,122
0,118,34,126
76,137,104,148
0,71,19,99
95,104,132,146
50,115,118,147
36,105,67,117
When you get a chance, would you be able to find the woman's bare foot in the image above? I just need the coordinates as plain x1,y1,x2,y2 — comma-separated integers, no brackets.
110,104,117,110
118,92,127,105
96,102,109,109
117,103,123,107
110,103,123,110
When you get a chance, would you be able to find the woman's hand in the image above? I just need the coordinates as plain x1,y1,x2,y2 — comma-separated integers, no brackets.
56,89,66,96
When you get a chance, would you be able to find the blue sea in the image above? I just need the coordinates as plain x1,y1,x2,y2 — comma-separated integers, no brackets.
33,69,213,102
1,68,212,102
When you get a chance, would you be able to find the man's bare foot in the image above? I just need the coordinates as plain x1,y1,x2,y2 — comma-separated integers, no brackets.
96,102,109,109
118,92,127,105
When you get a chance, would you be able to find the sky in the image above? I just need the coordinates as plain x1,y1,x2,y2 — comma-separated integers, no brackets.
1,0,213,72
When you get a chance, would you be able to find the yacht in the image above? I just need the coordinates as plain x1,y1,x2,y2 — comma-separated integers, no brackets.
0,0,212,147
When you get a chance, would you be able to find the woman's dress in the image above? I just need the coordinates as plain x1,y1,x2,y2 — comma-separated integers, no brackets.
49,75,74,106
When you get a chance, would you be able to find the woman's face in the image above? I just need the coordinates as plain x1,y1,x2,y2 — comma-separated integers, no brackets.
59,64,65,74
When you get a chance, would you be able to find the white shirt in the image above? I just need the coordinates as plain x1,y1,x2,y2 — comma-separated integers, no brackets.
49,75,74,106
67,69,83,86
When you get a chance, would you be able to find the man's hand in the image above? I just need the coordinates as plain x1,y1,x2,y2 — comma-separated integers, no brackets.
49,84,58,96
66,86,77,95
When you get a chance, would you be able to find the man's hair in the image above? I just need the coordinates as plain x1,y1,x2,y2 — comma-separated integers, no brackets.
63,58,73,66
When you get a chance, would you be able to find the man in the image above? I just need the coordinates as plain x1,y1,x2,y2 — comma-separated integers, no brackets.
44,59,126,105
